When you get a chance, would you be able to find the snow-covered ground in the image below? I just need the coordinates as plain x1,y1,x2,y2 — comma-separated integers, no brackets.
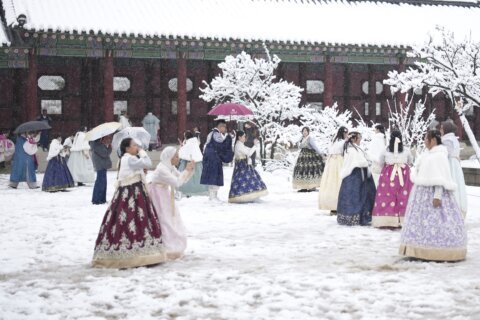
1,168,480,320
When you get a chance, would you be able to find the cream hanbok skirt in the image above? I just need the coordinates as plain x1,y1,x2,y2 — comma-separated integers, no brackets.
148,183,187,260
318,154,343,211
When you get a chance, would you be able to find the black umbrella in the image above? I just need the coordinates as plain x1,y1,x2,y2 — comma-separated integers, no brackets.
14,121,51,135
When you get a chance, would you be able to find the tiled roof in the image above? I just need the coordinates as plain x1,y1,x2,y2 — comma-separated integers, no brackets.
2,0,480,47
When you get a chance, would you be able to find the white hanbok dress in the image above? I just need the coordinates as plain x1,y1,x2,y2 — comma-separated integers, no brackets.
67,132,95,184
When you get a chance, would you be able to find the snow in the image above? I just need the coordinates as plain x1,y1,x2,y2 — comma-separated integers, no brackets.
1,168,480,319
462,159,480,168
0,23,9,46
2,0,480,47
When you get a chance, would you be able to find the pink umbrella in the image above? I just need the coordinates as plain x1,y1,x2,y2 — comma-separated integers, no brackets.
207,103,254,119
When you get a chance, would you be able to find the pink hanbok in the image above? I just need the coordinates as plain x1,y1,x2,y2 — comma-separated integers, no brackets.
148,147,193,260
372,147,413,228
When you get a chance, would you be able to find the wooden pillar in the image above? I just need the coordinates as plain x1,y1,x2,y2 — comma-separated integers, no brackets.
368,65,376,122
343,64,351,112
177,54,187,138
103,50,114,122
323,56,333,108
397,56,406,106
25,50,38,121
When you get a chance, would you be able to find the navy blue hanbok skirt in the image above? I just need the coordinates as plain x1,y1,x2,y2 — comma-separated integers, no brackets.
42,156,75,192
228,159,268,203
337,167,376,226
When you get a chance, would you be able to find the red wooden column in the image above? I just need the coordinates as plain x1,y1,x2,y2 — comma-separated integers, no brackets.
368,65,376,122
103,50,114,122
343,64,351,112
323,56,333,108
25,50,38,121
397,56,406,106
177,54,187,138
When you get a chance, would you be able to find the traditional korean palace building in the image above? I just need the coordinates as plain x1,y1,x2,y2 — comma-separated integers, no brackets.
0,0,479,142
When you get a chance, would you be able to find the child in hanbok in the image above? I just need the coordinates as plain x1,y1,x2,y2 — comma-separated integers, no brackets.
441,121,467,218
42,135,75,192
178,131,208,196
92,138,166,268
228,131,268,203
372,130,413,228
400,130,467,262
318,126,348,213
368,124,387,186
67,131,95,186
292,127,325,191
337,132,376,226
149,147,194,259
9,131,40,189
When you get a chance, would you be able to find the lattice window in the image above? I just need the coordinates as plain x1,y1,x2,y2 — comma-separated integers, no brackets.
114,77,131,91
376,102,381,116
168,78,193,92
114,100,128,115
306,80,324,94
171,100,191,115
38,76,65,90
41,100,62,114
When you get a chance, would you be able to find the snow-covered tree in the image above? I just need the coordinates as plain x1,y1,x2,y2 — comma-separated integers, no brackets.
384,27,480,161
387,95,436,153
200,46,303,164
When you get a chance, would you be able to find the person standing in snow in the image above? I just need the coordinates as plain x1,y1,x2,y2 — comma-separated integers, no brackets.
67,130,95,186
178,131,208,196
90,136,113,205
42,134,75,192
92,137,166,268
37,109,52,151
0,130,15,169
148,146,194,260
318,126,348,214
200,119,234,202
337,132,376,226
368,124,387,186
118,111,132,130
142,112,161,151
292,127,325,192
62,133,74,161
9,131,40,189
372,130,413,228
399,130,467,262
440,120,467,218
243,121,259,167
228,130,268,203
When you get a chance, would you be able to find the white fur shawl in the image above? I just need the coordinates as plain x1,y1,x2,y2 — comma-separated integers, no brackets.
411,145,456,190
341,145,369,179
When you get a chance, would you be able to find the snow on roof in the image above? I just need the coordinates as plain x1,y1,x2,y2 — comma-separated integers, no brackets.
2,0,480,47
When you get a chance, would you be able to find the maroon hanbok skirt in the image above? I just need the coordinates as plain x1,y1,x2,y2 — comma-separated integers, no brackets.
92,180,166,268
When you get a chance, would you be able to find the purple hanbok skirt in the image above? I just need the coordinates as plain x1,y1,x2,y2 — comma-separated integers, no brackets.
399,185,467,262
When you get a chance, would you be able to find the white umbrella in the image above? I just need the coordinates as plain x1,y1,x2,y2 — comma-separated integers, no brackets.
85,122,122,141
112,127,151,151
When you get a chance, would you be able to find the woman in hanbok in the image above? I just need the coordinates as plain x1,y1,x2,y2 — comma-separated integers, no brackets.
67,131,95,186
228,131,268,203
9,131,40,189
441,121,467,218
148,147,194,259
63,134,74,161
92,138,166,268
42,135,75,192
369,124,387,186
372,130,413,228
178,131,208,196
318,126,348,213
400,130,467,262
292,127,325,192
337,132,376,226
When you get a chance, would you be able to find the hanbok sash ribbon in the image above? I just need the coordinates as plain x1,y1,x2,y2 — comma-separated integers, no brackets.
390,137,406,187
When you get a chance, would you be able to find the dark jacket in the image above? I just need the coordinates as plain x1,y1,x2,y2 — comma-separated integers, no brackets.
90,140,112,171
